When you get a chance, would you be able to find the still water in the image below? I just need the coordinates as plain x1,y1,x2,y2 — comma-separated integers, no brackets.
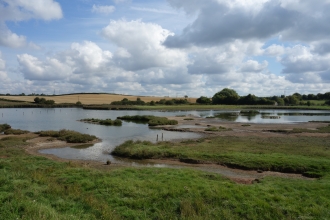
0,108,330,164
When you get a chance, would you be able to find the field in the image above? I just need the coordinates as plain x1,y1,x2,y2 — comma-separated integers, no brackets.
0,94,197,105
1,118,330,219
1,134,330,219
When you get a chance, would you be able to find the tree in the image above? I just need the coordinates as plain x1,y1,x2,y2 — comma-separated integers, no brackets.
212,88,239,105
238,94,257,105
196,96,211,104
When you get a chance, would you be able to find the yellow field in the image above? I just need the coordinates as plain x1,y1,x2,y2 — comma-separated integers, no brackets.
0,94,197,105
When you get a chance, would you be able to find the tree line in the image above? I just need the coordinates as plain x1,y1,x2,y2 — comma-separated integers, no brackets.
197,88,330,106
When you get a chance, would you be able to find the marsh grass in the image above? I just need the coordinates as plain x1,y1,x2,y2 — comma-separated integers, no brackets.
1,136,330,219
112,136,330,177
4,128,30,135
117,115,178,126
266,124,330,134
80,118,122,126
205,126,232,132
37,129,97,143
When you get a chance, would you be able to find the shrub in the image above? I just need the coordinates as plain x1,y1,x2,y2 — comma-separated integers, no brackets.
4,129,29,135
0,124,11,132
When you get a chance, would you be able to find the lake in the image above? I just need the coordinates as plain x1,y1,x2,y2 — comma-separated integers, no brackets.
1,108,330,164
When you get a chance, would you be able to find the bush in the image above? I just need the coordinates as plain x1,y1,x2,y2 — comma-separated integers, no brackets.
34,97,55,105
0,124,11,132
4,129,29,135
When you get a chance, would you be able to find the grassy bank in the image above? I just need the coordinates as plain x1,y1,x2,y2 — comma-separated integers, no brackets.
1,136,330,219
112,135,330,177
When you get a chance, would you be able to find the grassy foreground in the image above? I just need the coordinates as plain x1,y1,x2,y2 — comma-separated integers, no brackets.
1,136,330,219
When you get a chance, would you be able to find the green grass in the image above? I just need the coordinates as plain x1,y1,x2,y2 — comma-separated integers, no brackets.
265,124,330,134
112,136,330,177
80,118,122,126
36,129,97,143
204,126,232,132
1,136,330,219
117,115,178,126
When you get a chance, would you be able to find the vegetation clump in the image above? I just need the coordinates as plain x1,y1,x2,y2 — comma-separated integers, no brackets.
80,118,122,126
0,123,11,132
117,115,178,126
37,129,97,143
205,126,232,132
265,124,330,134
34,97,55,105
111,97,145,105
4,128,29,135
112,136,330,177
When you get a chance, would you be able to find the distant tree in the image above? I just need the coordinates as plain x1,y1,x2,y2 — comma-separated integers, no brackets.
196,96,211,104
284,95,299,105
307,94,316,100
165,100,175,105
292,93,302,100
76,101,82,105
184,95,188,99
34,97,40,103
150,101,155,106
238,94,257,105
212,88,239,105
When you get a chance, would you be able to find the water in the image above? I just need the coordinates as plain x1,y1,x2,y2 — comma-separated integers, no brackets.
1,108,330,164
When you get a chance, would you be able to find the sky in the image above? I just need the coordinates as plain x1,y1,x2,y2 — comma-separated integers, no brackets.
0,0,330,98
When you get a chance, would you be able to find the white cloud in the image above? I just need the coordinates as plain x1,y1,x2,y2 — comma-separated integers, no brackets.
0,0,62,48
102,20,187,71
280,45,330,83
17,41,114,81
92,5,115,15
17,54,71,81
0,51,9,82
164,0,330,47
0,23,26,48
241,60,268,73
0,52,5,70
0,0,62,21
130,7,177,14
264,44,286,57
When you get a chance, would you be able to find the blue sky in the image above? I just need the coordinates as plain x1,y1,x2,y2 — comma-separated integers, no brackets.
0,0,330,97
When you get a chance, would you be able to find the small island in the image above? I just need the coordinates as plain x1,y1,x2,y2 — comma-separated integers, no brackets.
79,118,122,126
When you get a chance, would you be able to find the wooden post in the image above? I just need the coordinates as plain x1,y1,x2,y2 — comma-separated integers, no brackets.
162,133,163,141
157,134,158,142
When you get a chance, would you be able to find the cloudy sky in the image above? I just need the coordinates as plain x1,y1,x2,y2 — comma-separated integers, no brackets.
0,0,330,97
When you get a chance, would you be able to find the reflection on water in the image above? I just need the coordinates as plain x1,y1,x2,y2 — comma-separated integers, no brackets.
1,108,330,163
